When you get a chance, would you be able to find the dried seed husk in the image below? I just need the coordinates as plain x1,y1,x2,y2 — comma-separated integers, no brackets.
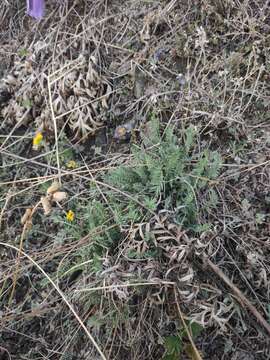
47,180,60,195
41,196,51,215
21,208,32,225
52,191,67,202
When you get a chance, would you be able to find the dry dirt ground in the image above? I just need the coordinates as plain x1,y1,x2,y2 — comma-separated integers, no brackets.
0,1,270,359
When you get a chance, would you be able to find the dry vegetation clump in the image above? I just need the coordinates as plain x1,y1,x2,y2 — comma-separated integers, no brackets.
0,1,270,359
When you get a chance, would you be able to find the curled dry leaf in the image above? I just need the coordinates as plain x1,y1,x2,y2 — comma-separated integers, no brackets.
52,191,67,202
47,180,60,195
41,196,51,215
21,208,32,225
0,49,110,141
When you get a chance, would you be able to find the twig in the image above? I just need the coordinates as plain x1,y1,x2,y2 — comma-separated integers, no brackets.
204,256,270,337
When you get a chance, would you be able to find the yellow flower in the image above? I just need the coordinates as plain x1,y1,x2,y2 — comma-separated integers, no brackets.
33,132,43,148
67,160,77,169
66,210,74,222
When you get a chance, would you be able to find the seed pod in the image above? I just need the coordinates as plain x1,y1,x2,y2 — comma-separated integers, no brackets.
41,196,51,215
52,191,67,202
47,180,60,195
21,208,32,225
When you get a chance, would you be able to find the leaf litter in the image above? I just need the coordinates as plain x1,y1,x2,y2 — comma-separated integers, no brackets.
0,1,270,359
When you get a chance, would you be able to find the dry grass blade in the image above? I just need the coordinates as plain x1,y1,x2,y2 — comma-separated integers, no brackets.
75,281,175,293
47,75,61,183
0,189,12,232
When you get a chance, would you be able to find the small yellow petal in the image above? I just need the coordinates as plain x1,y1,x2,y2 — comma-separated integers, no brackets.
33,132,43,147
66,210,74,222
